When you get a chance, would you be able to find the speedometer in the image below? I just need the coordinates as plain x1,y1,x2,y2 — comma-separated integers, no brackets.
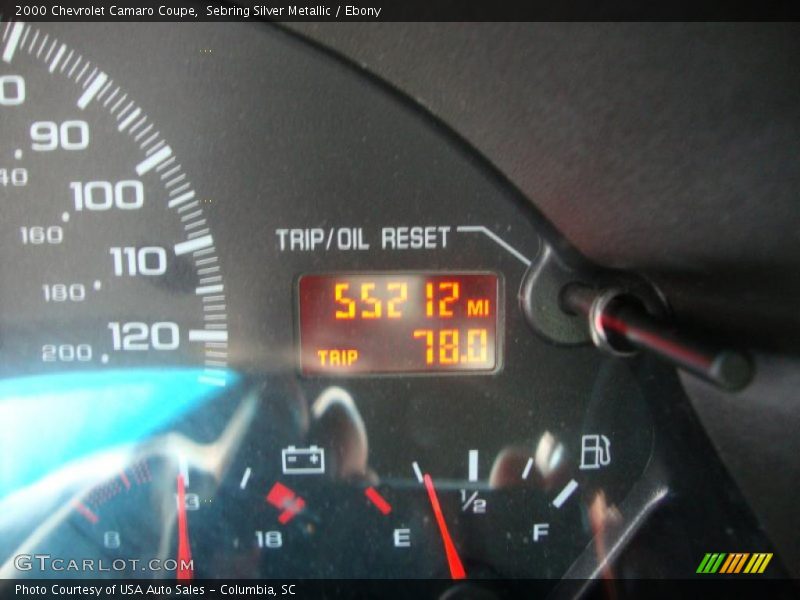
0,20,229,386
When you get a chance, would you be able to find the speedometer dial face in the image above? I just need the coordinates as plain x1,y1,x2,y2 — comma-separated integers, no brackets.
0,21,229,385
0,21,656,583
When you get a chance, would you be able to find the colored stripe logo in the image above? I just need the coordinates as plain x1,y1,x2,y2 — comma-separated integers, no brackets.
697,553,773,574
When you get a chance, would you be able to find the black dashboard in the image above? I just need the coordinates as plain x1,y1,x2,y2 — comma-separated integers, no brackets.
0,12,798,597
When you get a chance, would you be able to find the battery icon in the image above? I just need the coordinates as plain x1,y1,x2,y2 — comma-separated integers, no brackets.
281,445,326,475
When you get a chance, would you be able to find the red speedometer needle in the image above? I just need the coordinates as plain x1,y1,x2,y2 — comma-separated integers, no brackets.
423,473,466,580
176,474,193,580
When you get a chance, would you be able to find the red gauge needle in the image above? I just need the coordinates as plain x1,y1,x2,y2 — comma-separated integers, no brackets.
176,474,194,581
423,473,466,580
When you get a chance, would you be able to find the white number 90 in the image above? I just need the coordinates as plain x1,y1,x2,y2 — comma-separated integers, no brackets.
31,120,89,151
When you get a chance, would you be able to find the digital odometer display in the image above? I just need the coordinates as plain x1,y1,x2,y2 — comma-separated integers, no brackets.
298,273,500,374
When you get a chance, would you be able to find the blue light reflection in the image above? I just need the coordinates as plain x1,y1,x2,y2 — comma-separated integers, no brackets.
0,369,236,498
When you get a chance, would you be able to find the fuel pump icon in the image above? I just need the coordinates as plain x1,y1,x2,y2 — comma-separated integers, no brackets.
579,435,611,470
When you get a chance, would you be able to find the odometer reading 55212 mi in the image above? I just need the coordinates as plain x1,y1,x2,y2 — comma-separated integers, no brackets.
298,273,500,375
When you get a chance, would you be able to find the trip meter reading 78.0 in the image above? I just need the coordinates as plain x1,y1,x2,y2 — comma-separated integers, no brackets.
297,273,500,374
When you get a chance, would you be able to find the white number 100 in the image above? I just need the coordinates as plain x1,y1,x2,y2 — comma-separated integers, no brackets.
71,180,144,211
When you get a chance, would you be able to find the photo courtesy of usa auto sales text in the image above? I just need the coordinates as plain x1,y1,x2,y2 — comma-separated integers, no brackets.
14,584,299,596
